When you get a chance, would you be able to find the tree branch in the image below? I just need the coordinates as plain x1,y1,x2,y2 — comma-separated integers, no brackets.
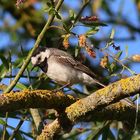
0,75,140,120
37,99,140,140
65,74,140,122
36,119,61,140
0,90,76,112
1,74,140,139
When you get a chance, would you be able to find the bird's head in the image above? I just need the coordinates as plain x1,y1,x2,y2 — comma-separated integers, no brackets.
31,47,50,72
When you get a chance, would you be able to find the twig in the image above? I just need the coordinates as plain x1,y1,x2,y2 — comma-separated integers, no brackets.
20,44,42,133
7,124,33,139
3,75,38,79
88,121,111,140
109,54,136,75
133,94,139,131
1,112,8,140
37,119,61,140
30,108,42,133
104,19,140,33
0,84,7,91
69,0,90,29
2,51,12,140
8,116,27,140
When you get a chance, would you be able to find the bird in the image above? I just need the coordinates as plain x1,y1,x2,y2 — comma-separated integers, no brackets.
31,47,105,87
31,47,136,108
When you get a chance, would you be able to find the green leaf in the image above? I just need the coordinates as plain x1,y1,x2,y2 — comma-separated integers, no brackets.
102,29,115,50
115,51,122,59
0,118,6,125
46,2,52,7
107,29,115,46
48,7,55,15
0,65,8,79
69,10,75,20
110,62,116,73
102,126,109,140
16,82,27,90
11,31,18,42
55,12,62,20
75,47,80,57
44,7,52,13
14,132,24,140
110,29,115,39
125,45,128,57
80,21,107,27
0,54,9,70
63,23,70,32
13,57,24,68
85,27,99,36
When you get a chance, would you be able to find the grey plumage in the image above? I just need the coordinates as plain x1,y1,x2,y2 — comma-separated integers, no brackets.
31,47,135,108
31,48,105,86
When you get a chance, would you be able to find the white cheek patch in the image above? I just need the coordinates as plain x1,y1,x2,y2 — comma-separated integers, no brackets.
40,52,47,62
45,49,50,58
31,57,37,65
31,49,50,65
38,49,50,62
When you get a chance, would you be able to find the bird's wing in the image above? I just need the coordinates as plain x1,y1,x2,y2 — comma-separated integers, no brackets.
53,54,105,87
55,55,95,75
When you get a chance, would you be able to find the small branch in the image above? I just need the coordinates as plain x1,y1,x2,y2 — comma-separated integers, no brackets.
104,19,140,33
7,124,33,139
3,75,38,79
36,119,61,140
69,0,90,29
0,84,7,91
74,1,89,24
30,108,43,133
8,116,26,140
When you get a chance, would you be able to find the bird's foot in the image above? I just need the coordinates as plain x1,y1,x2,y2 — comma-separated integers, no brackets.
51,83,70,93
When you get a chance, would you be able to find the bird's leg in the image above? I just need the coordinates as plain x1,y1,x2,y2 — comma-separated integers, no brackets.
52,83,70,93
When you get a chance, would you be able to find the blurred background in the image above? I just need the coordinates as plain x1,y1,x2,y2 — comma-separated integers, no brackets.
0,0,140,139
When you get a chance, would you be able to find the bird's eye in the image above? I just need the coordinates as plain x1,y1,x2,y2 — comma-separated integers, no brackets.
38,57,41,61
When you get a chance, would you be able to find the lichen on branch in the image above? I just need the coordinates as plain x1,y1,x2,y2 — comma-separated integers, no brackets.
0,74,140,123
65,74,140,122
0,90,76,112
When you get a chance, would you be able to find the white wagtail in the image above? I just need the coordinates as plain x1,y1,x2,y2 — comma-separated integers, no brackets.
31,47,105,87
31,47,135,107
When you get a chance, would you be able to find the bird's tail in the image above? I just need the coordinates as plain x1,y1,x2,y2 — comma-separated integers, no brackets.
94,79,106,88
